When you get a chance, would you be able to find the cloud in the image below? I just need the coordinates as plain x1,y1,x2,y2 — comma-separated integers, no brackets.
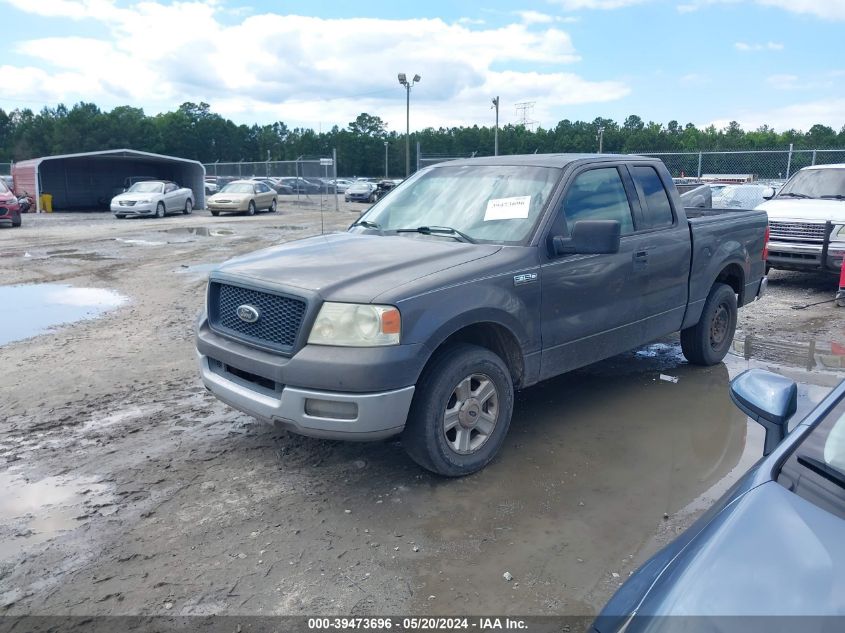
734,41,783,51
0,1,629,130
549,0,650,8
678,0,845,20
708,98,845,132
515,10,580,23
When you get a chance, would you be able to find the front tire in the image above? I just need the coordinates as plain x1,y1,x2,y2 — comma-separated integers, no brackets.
12,212,21,227
402,344,514,477
246,200,256,216
155,202,165,218
681,282,737,366
183,199,193,215
269,199,277,213
211,211,220,217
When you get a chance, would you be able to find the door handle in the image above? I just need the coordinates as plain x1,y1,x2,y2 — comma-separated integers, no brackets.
634,250,648,262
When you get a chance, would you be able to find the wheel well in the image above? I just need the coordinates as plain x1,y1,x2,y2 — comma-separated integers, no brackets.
716,264,745,303
434,322,525,388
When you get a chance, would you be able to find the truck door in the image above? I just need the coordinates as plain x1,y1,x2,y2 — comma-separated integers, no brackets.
540,164,651,379
626,164,691,339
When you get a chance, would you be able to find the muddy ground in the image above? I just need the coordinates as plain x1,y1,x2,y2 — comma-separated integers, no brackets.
1,203,845,618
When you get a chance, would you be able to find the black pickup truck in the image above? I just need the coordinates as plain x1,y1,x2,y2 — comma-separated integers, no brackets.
196,154,768,476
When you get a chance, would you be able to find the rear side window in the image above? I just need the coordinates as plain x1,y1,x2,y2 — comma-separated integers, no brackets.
561,167,634,235
633,166,674,229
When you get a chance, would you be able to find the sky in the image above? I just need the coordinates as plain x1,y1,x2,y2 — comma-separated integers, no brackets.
1,0,843,134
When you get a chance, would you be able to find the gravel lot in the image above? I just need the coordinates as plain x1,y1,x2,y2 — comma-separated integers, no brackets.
2,204,844,617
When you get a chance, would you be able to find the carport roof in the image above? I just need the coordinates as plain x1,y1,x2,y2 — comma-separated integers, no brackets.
13,149,204,169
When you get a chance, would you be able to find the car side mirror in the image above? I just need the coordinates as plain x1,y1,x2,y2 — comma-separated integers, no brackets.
553,220,621,256
730,369,797,456
762,187,776,200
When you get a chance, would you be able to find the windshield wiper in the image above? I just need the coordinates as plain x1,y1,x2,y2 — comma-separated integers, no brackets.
779,192,811,199
394,226,477,244
819,194,845,200
349,219,383,233
797,454,845,490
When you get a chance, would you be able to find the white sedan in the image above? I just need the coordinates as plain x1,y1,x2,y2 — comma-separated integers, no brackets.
111,181,194,218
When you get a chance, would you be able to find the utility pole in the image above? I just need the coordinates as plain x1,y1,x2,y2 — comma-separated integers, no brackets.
397,73,421,177
491,96,500,156
597,126,605,154
384,141,389,178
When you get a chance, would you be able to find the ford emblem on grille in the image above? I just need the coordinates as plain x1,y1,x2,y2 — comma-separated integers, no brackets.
236,304,260,323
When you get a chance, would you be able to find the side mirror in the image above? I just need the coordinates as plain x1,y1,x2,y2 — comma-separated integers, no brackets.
553,220,621,256
762,187,776,200
730,369,797,456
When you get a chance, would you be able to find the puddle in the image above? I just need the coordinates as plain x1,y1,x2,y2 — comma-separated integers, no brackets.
0,284,128,346
162,227,235,237
114,238,167,246
0,472,113,560
400,335,839,613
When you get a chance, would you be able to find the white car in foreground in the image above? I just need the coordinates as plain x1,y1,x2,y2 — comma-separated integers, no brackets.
112,181,194,218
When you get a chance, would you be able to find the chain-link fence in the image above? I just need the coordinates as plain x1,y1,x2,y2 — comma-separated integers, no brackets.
416,147,845,182
637,149,845,182
203,158,334,181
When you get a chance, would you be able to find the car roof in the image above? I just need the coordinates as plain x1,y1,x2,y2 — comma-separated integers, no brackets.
438,153,654,169
802,163,845,171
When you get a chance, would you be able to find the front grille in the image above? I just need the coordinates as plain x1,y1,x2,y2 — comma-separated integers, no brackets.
119,200,136,206
768,221,828,242
208,281,307,352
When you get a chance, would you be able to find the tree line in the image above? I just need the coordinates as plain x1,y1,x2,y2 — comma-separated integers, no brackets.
1,101,843,177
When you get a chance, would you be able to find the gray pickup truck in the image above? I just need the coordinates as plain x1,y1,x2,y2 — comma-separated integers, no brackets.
196,154,768,476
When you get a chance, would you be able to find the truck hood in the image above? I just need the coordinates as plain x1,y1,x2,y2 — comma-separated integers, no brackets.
635,482,845,617
757,198,845,222
211,232,503,303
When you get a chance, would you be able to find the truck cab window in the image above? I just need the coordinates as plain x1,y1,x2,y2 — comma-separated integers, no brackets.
633,166,674,229
560,168,634,234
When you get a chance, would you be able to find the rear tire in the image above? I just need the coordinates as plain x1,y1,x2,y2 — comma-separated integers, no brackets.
680,282,737,366
115,215,126,219
402,343,514,477
269,199,277,213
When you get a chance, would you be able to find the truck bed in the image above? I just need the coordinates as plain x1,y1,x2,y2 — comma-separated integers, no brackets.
684,206,768,328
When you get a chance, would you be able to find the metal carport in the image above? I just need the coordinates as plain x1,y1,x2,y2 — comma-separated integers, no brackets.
12,149,205,212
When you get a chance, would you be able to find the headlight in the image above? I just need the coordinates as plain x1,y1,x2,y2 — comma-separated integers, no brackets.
832,225,845,241
308,302,400,346
137,199,151,204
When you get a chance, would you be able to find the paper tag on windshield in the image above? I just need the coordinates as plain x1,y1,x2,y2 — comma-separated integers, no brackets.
484,196,531,221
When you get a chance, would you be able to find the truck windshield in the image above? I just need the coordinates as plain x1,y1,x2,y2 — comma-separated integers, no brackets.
778,168,845,199
355,164,561,245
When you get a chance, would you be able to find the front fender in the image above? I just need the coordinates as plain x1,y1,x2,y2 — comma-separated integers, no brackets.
396,275,541,386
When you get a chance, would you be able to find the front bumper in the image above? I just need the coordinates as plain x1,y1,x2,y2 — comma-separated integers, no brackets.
112,202,154,215
208,201,248,212
198,352,413,440
768,237,845,273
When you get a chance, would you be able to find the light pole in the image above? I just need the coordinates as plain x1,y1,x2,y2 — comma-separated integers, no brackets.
597,126,605,154
397,73,420,177
491,96,499,156
384,141,389,178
